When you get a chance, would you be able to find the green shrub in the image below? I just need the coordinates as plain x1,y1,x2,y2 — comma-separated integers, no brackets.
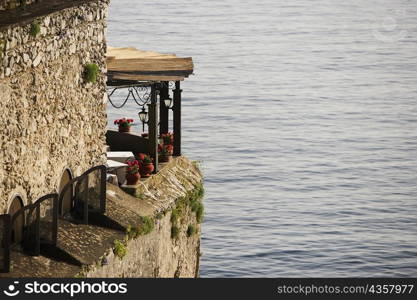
196,203,204,223
84,63,99,83
29,21,40,37
171,226,179,239
190,200,204,223
170,208,179,224
187,225,196,237
137,216,154,235
113,240,127,259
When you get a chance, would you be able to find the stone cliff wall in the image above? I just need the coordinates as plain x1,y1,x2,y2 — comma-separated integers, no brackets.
0,0,37,11
0,0,109,211
0,157,204,278
84,157,204,278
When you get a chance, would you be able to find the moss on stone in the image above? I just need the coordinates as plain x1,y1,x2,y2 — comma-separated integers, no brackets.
113,240,127,259
74,265,93,278
188,183,205,223
194,202,204,224
137,216,154,235
0,39,5,59
126,216,155,239
171,226,179,239
29,21,41,37
170,208,179,225
187,225,196,237
84,63,99,83
169,182,205,229
136,192,145,200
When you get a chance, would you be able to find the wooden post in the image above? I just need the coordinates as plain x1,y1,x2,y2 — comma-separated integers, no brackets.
148,84,159,172
159,81,169,134
173,81,182,156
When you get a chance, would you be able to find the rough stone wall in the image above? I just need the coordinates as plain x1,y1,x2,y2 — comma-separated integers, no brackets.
86,207,201,278
0,0,109,211
0,0,37,11
86,157,204,278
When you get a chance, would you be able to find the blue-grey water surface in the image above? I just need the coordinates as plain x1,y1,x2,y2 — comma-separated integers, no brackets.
106,0,417,277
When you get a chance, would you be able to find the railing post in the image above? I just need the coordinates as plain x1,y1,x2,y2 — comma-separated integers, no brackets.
83,175,89,224
35,206,40,256
0,214,11,273
52,194,58,246
159,81,169,134
148,84,159,172
173,81,182,156
100,165,107,213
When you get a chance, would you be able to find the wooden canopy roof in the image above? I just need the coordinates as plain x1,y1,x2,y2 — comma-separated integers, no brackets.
106,47,194,85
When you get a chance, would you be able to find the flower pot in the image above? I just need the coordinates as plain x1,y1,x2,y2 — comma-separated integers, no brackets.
140,163,154,178
159,154,172,163
126,172,140,185
119,126,130,133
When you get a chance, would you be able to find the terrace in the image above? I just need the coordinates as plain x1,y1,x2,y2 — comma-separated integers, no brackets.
0,47,195,274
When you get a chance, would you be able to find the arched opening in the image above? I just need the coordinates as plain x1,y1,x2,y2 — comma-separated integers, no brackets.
58,169,73,215
8,196,24,245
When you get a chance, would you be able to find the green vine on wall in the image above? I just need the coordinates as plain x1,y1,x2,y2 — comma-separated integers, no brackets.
170,182,205,239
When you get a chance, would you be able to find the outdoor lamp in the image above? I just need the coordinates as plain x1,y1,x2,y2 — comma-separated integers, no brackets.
163,96,173,109
138,107,148,132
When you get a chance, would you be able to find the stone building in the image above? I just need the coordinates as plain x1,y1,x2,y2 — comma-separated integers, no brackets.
0,0,202,277
0,0,108,218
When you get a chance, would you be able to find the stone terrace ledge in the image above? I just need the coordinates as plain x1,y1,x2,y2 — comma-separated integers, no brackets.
0,156,203,278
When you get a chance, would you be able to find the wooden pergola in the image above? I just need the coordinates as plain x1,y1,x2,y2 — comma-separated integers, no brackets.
106,47,194,172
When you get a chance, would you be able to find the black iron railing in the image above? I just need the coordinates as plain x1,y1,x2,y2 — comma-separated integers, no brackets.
0,165,107,273
0,214,11,273
57,165,106,220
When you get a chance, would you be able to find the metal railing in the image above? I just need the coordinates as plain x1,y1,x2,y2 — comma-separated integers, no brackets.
0,165,107,273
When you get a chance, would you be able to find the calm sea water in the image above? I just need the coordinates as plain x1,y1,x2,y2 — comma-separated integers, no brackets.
106,0,417,277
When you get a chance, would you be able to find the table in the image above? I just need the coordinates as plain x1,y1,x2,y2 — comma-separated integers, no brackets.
106,158,129,185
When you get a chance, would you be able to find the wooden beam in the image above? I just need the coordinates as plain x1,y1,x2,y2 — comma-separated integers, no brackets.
107,57,194,72
148,84,159,172
159,82,169,134
109,74,186,82
173,81,182,156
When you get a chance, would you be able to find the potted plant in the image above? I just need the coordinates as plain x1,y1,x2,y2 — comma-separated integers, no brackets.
125,159,141,185
161,132,174,145
158,144,173,162
138,154,154,178
114,118,134,133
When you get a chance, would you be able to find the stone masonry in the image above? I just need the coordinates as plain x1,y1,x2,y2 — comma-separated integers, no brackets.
0,0,37,11
0,0,109,212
